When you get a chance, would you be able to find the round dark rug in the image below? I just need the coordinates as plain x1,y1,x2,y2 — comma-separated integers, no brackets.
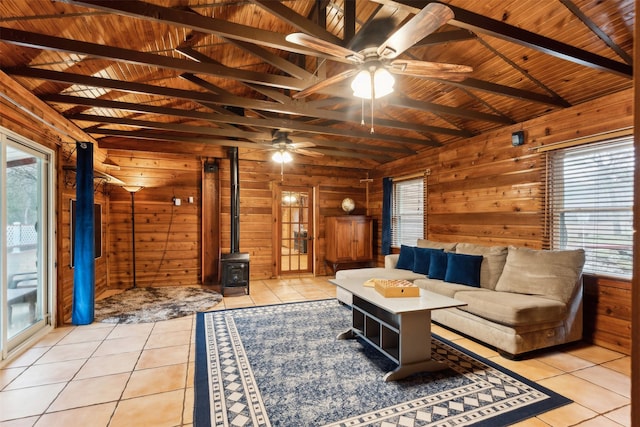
95,286,223,324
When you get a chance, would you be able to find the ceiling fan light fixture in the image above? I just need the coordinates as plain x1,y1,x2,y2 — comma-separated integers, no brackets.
272,149,292,164
351,67,395,99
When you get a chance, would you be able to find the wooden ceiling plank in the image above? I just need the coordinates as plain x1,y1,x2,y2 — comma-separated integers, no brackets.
44,93,441,147
413,29,477,47
250,0,342,45
0,70,97,144
390,0,632,78
176,48,296,104
439,77,571,107
11,67,457,137
387,95,514,125
0,27,307,91
475,37,568,104
181,40,313,81
559,0,633,65
65,0,351,62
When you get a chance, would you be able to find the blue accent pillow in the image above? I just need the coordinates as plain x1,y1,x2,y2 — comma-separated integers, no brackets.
428,250,448,280
395,245,415,270
444,252,483,287
413,247,444,275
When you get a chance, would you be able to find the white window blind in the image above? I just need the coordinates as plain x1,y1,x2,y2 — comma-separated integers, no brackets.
547,138,634,278
391,177,424,247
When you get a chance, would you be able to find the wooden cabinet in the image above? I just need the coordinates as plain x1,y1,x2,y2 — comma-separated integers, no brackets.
325,215,373,273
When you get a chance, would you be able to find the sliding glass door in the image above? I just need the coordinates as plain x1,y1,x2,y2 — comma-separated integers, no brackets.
1,129,54,358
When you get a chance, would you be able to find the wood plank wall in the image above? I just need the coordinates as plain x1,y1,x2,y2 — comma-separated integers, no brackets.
217,156,368,278
368,89,633,354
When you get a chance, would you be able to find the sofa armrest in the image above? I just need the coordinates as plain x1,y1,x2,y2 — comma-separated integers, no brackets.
385,254,399,269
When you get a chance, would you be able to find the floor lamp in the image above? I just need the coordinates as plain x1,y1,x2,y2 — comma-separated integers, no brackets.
122,186,143,288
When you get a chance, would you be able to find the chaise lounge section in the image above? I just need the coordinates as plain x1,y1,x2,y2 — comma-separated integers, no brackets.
335,240,585,358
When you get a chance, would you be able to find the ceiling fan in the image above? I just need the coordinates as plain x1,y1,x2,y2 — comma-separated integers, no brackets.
262,130,323,164
286,3,472,101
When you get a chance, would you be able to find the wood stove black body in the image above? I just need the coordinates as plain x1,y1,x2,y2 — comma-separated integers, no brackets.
220,252,249,295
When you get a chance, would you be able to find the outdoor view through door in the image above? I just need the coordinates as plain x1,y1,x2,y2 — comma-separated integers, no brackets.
280,189,312,274
2,131,52,358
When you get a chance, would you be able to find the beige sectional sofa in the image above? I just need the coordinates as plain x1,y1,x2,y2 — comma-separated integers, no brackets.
335,239,585,358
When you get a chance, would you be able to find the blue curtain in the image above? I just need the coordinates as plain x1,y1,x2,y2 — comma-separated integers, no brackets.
381,177,393,255
72,142,95,325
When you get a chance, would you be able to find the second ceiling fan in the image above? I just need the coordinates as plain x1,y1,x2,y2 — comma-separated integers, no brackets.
286,3,472,100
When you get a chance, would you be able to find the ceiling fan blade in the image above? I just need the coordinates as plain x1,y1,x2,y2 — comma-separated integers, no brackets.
377,3,454,59
389,59,472,80
286,33,364,62
291,141,316,149
295,148,324,158
292,68,358,99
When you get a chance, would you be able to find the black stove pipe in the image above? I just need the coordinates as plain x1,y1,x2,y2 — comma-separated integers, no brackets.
229,146,240,253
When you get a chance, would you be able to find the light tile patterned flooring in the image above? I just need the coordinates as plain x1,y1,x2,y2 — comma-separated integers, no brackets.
0,277,631,427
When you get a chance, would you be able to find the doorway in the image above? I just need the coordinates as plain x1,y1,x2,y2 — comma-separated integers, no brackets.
1,129,53,359
278,187,313,275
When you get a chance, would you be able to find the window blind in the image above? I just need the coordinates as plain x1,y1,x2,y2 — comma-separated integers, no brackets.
547,137,634,278
391,176,424,247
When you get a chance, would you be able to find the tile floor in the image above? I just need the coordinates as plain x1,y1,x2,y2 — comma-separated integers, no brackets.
0,277,631,427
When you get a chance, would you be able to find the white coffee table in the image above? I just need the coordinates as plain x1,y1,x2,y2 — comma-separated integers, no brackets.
330,278,466,381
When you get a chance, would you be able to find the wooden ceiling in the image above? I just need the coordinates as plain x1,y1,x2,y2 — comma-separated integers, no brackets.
0,0,634,167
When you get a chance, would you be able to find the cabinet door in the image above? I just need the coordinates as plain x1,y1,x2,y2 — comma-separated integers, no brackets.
333,218,356,261
352,218,373,261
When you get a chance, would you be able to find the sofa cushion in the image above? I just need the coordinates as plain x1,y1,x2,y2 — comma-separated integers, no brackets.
494,246,585,303
444,252,483,287
412,247,444,275
335,267,425,282
453,290,568,326
396,245,415,270
414,277,490,299
417,239,457,251
428,250,448,280
455,243,508,290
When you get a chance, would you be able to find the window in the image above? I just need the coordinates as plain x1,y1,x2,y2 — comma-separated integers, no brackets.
547,137,634,278
391,177,424,247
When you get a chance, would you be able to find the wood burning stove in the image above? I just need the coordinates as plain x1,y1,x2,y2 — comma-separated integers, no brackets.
220,146,250,294
220,252,250,294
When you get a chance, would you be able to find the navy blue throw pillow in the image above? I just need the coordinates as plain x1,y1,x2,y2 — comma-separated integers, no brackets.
395,245,415,270
444,252,483,287
413,247,444,275
428,250,448,280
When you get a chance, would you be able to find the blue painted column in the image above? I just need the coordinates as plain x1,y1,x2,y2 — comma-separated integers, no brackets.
72,142,95,325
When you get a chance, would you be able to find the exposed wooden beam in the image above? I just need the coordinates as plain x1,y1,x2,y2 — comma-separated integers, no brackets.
70,113,413,154
388,0,632,78
386,94,515,125
413,29,477,47
64,0,351,62
436,78,571,107
250,0,342,45
43,94,441,147
89,129,394,162
0,27,308,91
343,0,357,44
180,40,313,81
0,70,97,144
9,67,461,138
559,0,633,65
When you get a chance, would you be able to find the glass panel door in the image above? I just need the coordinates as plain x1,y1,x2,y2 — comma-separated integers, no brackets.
2,133,51,356
280,189,312,274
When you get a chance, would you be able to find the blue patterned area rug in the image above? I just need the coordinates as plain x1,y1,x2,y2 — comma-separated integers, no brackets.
194,299,570,427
